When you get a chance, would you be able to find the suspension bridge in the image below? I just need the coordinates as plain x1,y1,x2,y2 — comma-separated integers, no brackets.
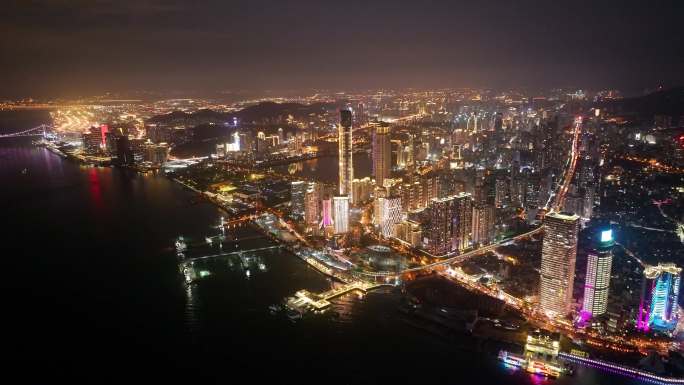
0,124,51,138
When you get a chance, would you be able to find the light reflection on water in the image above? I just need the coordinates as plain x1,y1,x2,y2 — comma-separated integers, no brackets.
1,112,646,385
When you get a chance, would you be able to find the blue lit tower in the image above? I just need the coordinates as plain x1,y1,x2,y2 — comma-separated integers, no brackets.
637,263,681,333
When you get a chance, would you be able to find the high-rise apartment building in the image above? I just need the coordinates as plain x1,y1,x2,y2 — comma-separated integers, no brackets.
539,212,580,316
472,204,495,246
290,181,306,218
375,196,402,238
425,193,472,256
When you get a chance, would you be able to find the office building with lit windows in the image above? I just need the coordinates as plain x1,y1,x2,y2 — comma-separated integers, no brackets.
581,229,614,318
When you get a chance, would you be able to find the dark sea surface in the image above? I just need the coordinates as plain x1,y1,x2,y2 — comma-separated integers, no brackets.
2,110,645,384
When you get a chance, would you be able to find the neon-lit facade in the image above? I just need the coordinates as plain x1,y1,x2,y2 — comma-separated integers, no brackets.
320,198,333,229
100,124,108,150
498,329,563,378
637,263,681,333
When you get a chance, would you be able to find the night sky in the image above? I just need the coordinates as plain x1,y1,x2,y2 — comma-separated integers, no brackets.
2,0,683,97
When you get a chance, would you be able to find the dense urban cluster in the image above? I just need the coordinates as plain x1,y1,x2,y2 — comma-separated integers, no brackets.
18,86,684,380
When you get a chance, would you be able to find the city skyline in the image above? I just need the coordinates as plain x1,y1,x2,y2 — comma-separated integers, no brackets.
4,2,684,384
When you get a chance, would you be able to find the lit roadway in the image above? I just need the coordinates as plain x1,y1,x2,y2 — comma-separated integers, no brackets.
356,226,545,278
364,113,669,355
549,116,583,211
441,266,672,355
401,227,543,273
52,108,95,134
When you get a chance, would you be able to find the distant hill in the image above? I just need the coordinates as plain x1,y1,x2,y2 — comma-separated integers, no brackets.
148,101,338,127
598,87,684,123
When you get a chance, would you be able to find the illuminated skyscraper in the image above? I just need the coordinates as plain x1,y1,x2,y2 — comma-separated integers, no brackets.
425,192,472,256
426,196,455,256
338,109,353,200
581,229,614,318
405,134,414,166
304,183,319,229
82,129,103,155
539,212,579,316
452,193,473,252
392,139,404,167
375,196,402,238
471,204,495,246
372,123,391,186
320,197,333,229
332,196,349,234
352,177,372,204
637,263,681,333
290,181,306,218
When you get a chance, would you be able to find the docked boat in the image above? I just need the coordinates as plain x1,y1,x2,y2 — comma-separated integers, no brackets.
498,350,562,378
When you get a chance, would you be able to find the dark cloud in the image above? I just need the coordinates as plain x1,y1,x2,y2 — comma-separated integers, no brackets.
1,0,683,97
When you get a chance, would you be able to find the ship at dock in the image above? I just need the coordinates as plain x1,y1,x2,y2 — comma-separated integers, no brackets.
498,329,572,378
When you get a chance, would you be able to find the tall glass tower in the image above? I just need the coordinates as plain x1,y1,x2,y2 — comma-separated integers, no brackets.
581,229,614,318
338,109,353,201
372,123,391,187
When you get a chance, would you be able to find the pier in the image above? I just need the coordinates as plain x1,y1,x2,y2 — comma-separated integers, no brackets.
286,281,391,313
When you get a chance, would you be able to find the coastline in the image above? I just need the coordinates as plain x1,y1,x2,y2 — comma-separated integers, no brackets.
34,141,683,384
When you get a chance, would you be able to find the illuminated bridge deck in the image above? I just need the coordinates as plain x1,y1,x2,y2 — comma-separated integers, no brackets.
187,245,282,261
